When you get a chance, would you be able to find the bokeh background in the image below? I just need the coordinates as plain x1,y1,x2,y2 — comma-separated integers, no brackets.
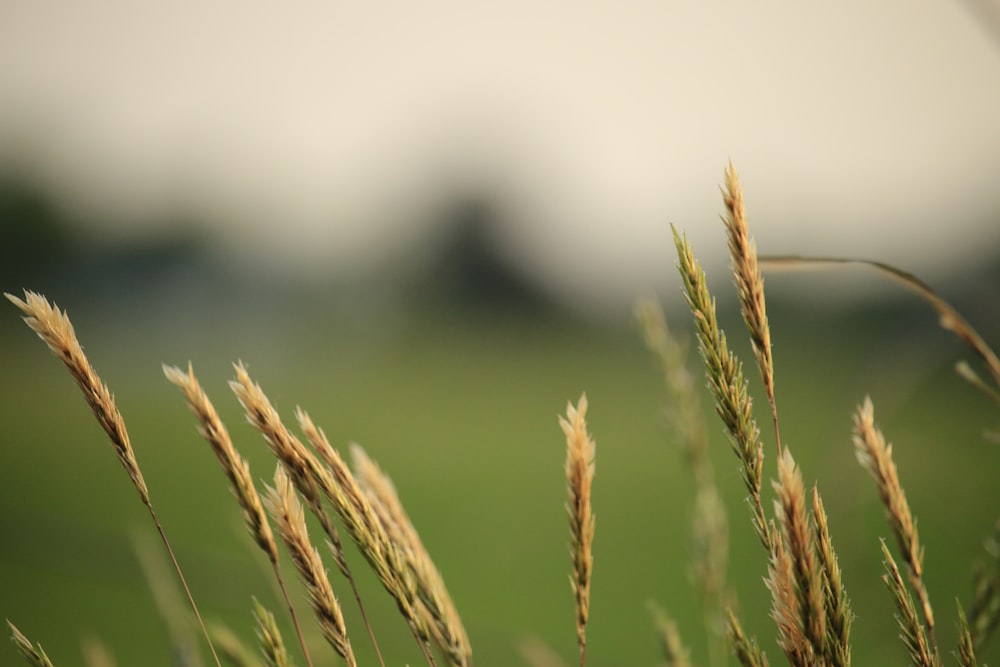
2,2,1000,665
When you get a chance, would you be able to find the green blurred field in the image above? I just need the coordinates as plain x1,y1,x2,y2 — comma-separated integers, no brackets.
1,292,997,666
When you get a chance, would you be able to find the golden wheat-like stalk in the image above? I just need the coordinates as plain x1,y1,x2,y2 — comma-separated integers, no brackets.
772,450,826,662
852,397,936,658
8,622,54,667
352,443,472,667
812,487,852,667
228,364,386,667
5,291,221,667
253,598,294,667
673,228,771,550
721,162,782,455
561,394,596,667
294,408,437,666
726,608,770,667
881,541,936,667
265,466,356,667
164,362,313,667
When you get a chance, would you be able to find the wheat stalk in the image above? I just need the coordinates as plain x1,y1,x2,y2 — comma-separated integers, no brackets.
812,487,852,667
881,541,936,667
673,227,772,550
853,396,937,659
265,466,356,667
561,394,596,667
352,444,472,667
164,362,313,667
5,291,221,667
722,162,782,455
228,364,386,667
253,598,295,667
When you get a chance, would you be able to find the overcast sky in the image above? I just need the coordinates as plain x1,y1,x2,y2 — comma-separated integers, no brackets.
2,1,999,311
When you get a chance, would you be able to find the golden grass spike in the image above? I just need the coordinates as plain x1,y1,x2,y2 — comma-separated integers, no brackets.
561,394,596,667
758,256,1000,396
956,601,979,667
812,487,852,667
765,528,811,666
229,364,386,667
352,444,472,667
773,450,826,661
253,598,294,667
6,291,221,667
164,363,313,667
295,409,437,666
265,466,356,667
673,227,772,550
726,608,770,667
8,622,55,667
881,541,936,667
722,163,782,455
852,396,936,657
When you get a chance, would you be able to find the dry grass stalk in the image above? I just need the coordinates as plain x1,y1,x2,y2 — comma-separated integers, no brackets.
561,394,596,667
164,362,313,667
852,397,936,656
295,409,437,666
253,598,294,667
6,291,221,667
721,163,782,455
673,227,771,550
8,622,54,667
772,450,826,662
228,364,385,667
265,466,356,667
956,602,979,667
647,602,692,667
352,444,472,667
765,521,811,667
637,298,729,667
726,608,769,667
812,487,852,667
881,541,936,667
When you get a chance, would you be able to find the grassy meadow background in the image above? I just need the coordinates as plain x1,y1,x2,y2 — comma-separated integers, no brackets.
1,252,998,665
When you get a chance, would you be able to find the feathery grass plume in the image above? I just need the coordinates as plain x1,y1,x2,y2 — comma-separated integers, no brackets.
969,521,1000,650
726,608,769,667
852,397,936,656
81,636,117,667
6,291,220,667
295,408,437,666
765,523,812,667
812,487,852,667
518,636,570,667
254,598,294,667
637,298,729,667
561,394,596,667
164,362,313,667
265,466,356,667
673,227,772,550
647,601,692,667
957,602,978,667
352,444,472,667
209,623,265,667
772,450,826,662
881,541,936,667
721,162,781,455
8,622,54,667
228,364,385,667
